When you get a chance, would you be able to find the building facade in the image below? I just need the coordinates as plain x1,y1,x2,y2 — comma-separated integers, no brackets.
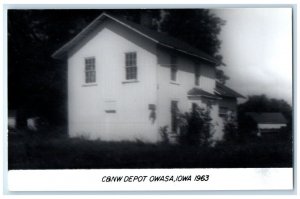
53,13,244,142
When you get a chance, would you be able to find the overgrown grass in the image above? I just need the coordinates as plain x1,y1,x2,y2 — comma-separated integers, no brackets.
8,128,293,170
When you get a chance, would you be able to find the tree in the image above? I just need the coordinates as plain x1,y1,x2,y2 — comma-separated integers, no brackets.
8,10,102,126
159,10,227,83
109,10,228,82
216,69,229,85
160,10,225,60
238,95,292,123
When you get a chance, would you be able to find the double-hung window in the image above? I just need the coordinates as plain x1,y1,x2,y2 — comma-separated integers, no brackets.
170,55,178,81
195,65,200,86
125,52,137,80
85,57,96,83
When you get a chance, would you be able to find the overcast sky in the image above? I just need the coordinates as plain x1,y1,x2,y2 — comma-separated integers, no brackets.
213,8,292,104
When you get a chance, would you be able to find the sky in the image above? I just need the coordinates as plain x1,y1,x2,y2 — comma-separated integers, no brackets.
213,8,293,105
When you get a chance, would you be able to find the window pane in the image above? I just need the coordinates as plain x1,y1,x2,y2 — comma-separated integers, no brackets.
91,71,95,82
132,53,136,66
171,66,177,81
125,52,137,67
126,67,131,80
126,66,137,80
132,67,137,79
85,57,96,83
125,52,137,80
195,77,199,86
170,56,177,81
194,65,200,85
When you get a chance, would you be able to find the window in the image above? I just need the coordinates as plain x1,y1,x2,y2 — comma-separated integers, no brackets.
219,106,229,117
171,100,178,133
125,52,137,80
195,65,200,86
170,55,177,81
85,57,96,83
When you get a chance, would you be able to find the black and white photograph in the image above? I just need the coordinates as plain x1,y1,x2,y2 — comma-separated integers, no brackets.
5,6,294,192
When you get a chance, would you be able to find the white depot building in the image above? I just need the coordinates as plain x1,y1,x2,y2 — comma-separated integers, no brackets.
53,12,244,142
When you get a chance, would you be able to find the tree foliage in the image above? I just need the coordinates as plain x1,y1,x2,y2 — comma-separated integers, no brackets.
238,95,292,123
160,10,225,60
8,10,101,125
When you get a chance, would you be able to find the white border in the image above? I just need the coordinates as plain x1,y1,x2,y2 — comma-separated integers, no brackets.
1,0,298,197
8,168,293,191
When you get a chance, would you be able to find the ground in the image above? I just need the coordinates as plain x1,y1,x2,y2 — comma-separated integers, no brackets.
8,128,293,170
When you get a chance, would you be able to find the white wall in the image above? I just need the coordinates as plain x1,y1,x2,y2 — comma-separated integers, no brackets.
156,47,218,133
68,19,158,142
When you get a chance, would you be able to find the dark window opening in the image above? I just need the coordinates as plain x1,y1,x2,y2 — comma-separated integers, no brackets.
171,100,178,133
195,65,200,86
125,52,137,80
170,55,177,81
85,57,96,83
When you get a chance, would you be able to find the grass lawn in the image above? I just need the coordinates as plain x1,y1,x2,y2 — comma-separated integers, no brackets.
8,128,293,170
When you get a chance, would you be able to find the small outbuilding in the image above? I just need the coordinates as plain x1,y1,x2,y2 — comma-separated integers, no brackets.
246,112,288,136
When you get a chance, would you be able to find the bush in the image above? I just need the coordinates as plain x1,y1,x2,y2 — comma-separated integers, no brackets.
159,126,169,144
223,121,238,143
177,105,212,146
238,114,258,141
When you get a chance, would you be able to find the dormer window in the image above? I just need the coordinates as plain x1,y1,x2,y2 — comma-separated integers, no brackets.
125,52,137,80
85,57,96,83
170,55,177,81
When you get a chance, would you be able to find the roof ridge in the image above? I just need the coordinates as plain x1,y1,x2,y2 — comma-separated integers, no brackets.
52,12,220,64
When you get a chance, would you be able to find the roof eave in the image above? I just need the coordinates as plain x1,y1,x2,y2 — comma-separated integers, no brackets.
52,12,109,59
188,94,222,100
158,43,219,65
215,93,246,99
214,82,246,99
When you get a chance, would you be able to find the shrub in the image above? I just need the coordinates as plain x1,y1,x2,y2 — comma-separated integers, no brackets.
238,114,258,141
221,111,238,143
223,120,238,143
159,126,169,144
177,105,212,146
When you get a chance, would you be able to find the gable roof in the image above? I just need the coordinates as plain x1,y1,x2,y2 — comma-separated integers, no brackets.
214,82,245,98
52,12,220,65
246,112,288,124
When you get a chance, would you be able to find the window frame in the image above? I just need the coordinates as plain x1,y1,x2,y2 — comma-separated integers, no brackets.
195,65,200,86
84,57,96,84
125,52,138,80
170,55,178,82
171,100,179,133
